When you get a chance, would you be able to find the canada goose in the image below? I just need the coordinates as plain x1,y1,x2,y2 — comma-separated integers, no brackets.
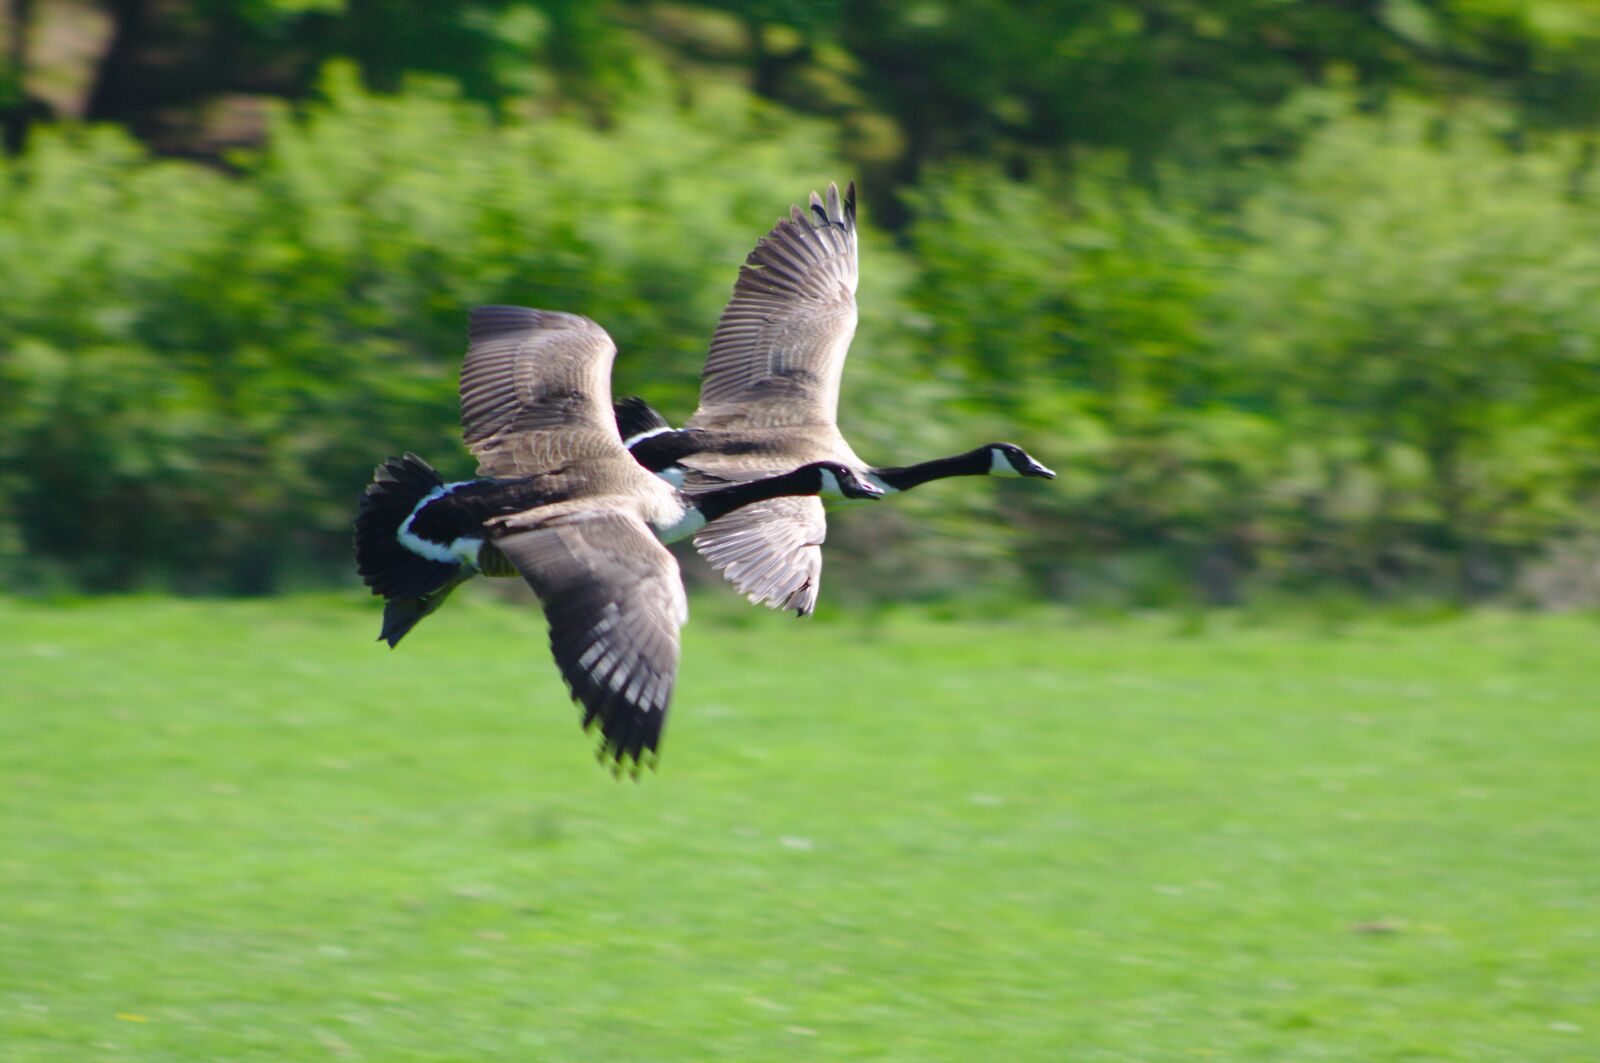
355,306,883,768
614,182,1055,616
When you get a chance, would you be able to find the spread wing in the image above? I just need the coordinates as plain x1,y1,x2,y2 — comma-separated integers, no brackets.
495,512,687,769
689,181,858,430
693,496,826,616
461,306,629,478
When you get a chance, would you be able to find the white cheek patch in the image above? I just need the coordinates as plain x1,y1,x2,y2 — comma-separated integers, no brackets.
989,449,1023,477
818,468,843,497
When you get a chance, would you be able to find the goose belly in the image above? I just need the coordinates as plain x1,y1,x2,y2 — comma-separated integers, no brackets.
651,497,706,544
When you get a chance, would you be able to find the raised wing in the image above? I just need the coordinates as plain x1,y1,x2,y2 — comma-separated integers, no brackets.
461,306,628,478
693,496,826,616
689,181,858,430
495,512,687,769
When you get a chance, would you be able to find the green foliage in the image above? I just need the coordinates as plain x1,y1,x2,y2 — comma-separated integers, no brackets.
901,104,1600,602
904,159,1269,601
4,39,1600,603
743,0,1600,182
1220,104,1600,592
3,596,1598,1058
0,128,264,591
0,65,873,592
26,2,1600,195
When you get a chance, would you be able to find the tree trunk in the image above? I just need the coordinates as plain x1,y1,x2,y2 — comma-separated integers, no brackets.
85,0,147,124
745,16,778,99
2,0,37,151
6,0,30,73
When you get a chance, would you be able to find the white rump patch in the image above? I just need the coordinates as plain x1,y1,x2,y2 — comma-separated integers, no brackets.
397,482,485,567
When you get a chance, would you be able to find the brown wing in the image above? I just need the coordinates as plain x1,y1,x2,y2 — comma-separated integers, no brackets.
461,306,627,478
693,496,826,616
674,441,836,617
495,512,687,769
688,182,858,430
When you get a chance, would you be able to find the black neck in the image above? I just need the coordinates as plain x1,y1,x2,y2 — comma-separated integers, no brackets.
695,467,820,524
872,447,992,491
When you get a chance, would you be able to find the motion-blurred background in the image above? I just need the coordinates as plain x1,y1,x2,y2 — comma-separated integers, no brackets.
5,7,1600,1060
4,0,1598,609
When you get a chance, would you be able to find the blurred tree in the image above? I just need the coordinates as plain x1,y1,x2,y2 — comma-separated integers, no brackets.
13,0,1600,199
1,0,49,151
5,4,1600,605
904,101,1600,603
830,0,1600,191
903,161,1261,602
71,0,630,152
1221,103,1600,596
0,63,904,592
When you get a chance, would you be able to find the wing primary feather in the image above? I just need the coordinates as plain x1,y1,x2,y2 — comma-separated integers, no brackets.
494,516,682,769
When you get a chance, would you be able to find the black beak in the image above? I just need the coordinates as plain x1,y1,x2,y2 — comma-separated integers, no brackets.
848,479,886,499
1023,459,1056,479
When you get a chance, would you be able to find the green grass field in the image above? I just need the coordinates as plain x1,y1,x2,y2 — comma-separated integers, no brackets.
2,594,1596,1061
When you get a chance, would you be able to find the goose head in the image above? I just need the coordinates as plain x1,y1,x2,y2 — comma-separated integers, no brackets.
808,462,886,500
987,444,1055,479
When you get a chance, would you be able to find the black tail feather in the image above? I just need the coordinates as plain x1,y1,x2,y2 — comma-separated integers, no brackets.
614,397,671,442
354,453,460,604
377,574,470,647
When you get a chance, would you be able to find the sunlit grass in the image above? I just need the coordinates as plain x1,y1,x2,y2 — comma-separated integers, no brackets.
2,594,1596,1061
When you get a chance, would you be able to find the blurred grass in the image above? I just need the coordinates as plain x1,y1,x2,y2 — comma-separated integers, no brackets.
1,594,1596,1061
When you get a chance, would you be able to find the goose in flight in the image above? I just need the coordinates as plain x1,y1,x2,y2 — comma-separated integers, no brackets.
355,306,883,769
616,182,1054,616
